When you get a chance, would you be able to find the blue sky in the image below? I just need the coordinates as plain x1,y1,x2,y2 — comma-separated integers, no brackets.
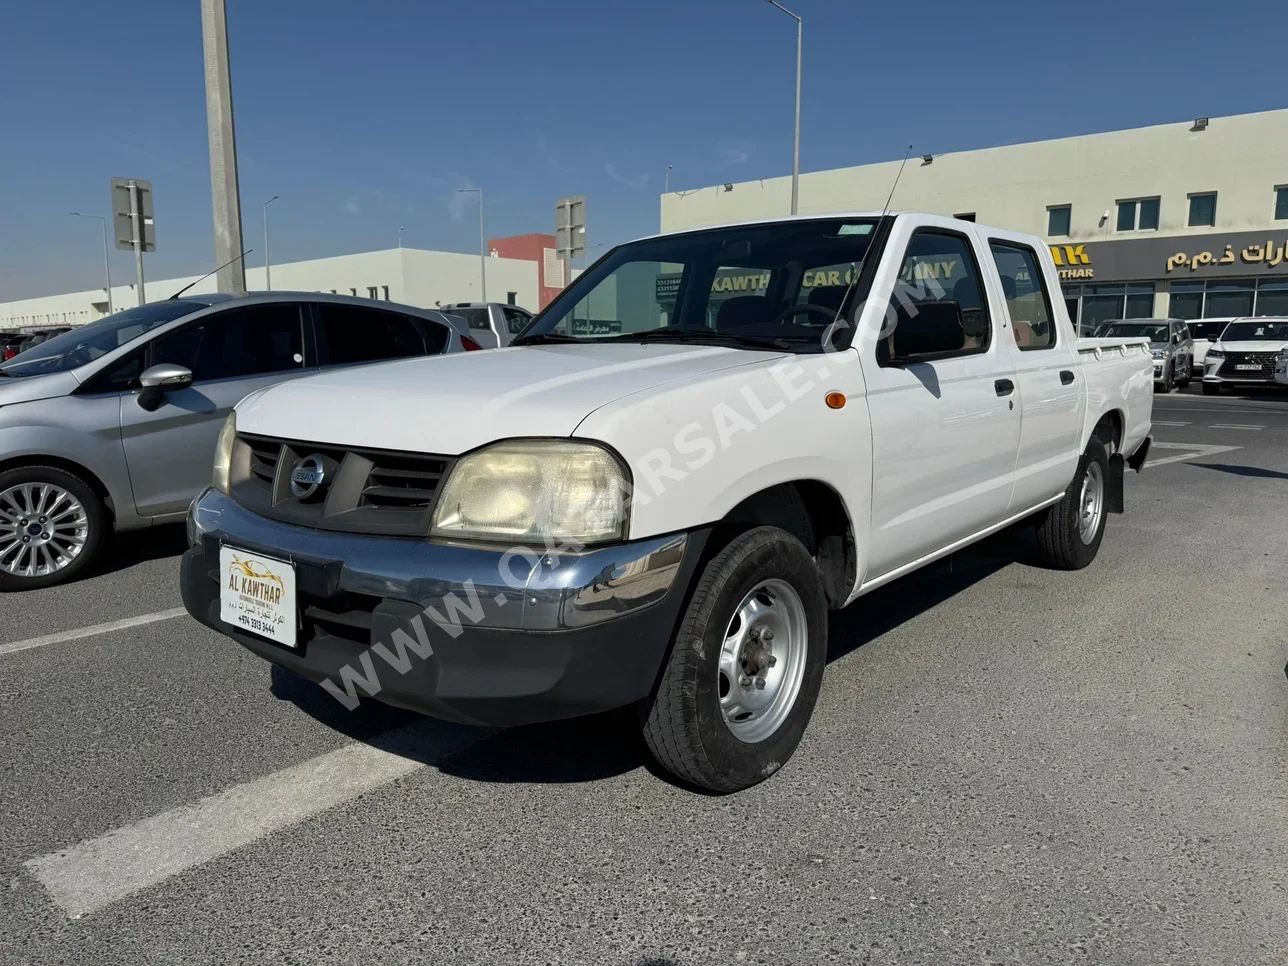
2,0,1285,301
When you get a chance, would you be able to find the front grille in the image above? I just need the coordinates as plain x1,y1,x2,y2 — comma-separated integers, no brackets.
229,434,455,537
1219,351,1277,380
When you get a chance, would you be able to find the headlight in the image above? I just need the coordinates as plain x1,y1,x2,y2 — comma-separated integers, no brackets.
1151,348,1166,359
430,439,630,546
1206,348,1224,360
212,411,237,495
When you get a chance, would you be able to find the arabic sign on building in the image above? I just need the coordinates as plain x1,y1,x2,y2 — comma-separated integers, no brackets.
1056,229,1288,283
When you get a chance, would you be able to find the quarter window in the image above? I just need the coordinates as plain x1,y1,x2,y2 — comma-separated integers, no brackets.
1188,192,1217,227
989,241,1056,350
502,307,531,334
1047,205,1071,237
317,304,441,364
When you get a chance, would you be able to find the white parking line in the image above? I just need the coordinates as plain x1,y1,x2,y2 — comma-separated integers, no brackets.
1144,442,1241,469
24,721,485,918
0,608,188,657
1210,423,1265,430
1151,420,1191,427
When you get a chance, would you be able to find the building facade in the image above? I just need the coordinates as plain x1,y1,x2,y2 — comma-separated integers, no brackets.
0,234,558,332
659,109,1288,331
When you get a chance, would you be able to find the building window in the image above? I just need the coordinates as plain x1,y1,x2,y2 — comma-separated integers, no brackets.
1275,186,1288,221
506,291,517,305
1047,205,1071,237
1064,282,1155,332
1169,281,1205,320
367,286,378,299
1116,197,1159,232
1205,279,1253,317
1188,192,1216,227
953,212,976,222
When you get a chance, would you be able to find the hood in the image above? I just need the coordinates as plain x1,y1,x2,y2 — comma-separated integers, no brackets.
0,371,80,406
237,342,787,454
1215,340,1288,353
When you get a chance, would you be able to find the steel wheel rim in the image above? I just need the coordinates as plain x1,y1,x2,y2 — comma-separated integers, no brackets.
1078,462,1104,545
0,483,89,578
717,578,809,744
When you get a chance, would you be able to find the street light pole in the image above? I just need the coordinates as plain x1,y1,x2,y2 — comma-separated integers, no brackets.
398,226,404,250
69,212,114,315
262,195,278,291
201,0,247,295
665,164,672,193
764,0,802,216
456,188,486,302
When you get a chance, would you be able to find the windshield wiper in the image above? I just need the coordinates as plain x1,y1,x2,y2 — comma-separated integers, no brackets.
510,333,586,347
618,328,793,352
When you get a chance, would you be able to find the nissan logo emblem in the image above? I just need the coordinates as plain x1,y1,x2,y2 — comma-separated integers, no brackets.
290,455,328,499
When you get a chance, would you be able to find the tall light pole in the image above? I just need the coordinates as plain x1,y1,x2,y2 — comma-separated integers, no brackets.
262,195,278,291
456,187,486,302
764,0,802,215
201,0,247,294
665,164,673,193
398,226,404,250
69,212,114,315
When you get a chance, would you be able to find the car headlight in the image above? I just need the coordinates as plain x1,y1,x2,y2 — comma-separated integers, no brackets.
1206,348,1224,360
1151,348,1166,359
430,439,630,546
212,411,237,495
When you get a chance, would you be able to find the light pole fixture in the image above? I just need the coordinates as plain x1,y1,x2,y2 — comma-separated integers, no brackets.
456,188,487,302
262,195,279,290
398,226,405,249
665,164,673,193
763,0,802,215
69,212,114,315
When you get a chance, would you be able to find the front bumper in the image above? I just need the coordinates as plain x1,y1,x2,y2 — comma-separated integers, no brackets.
181,488,705,726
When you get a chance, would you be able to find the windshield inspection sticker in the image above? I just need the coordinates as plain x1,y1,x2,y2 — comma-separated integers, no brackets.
837,224,872,236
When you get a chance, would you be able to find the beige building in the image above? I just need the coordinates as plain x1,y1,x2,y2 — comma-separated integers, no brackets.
661,109,1288,330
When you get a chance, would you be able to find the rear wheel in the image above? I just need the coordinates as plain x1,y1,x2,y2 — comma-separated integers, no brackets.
1202,382,1220,396
0,466,106,591
1034,439,1109,570
1177,362,1191,388
640,526,827,793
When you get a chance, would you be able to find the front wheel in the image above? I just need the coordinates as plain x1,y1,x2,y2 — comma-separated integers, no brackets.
1034,439,1109,570
0,466,106,591
640,526,828,793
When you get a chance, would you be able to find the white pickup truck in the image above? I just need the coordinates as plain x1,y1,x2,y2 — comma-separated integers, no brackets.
182,212,1153,792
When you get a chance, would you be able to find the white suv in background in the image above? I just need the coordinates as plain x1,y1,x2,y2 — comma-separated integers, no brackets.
1203,317,1288,394
1184,318,1233,375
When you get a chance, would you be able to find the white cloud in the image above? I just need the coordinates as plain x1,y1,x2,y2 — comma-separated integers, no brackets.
344,198,362,215
720,142,753,165
605,163,649,189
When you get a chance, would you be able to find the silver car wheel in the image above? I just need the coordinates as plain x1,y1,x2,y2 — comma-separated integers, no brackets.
0,483,90,578
1078,462,1104,545
717,578,809,744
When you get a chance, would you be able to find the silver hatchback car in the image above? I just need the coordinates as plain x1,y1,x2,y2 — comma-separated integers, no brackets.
0,292,471,590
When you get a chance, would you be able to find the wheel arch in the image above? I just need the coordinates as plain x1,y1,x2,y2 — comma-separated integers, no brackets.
0,454,117,526
706,479,857,609
1086,408,1124,455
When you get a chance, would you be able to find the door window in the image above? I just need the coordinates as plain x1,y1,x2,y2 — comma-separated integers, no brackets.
318,304,441,364
989,241,1056,350
502,307,531,334
184,304,305,381
882,229,991,362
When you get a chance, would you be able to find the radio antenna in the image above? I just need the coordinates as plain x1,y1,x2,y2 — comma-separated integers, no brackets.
881,144,914,217
169,250,253,299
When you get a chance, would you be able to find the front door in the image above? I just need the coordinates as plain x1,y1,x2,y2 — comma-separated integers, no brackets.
860,225,1021,579
119,302,310,517
986,236,1084,515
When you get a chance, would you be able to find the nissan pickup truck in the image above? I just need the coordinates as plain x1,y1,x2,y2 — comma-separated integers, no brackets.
181,213,1153,793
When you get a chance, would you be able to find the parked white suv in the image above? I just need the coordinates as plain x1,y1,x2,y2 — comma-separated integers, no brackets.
1202,316,1288,394
182,213,1153,792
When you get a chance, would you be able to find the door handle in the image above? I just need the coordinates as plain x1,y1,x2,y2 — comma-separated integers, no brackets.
994,379,1015,396
1060,370,1075,385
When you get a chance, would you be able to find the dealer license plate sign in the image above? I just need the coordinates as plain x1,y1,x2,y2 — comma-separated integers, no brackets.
219,546,297,648
1236,364,1260,370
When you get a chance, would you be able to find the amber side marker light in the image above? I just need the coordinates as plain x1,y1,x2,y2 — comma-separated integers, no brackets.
825,392,846,409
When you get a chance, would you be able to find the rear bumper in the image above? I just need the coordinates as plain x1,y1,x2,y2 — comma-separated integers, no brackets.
181,488,705,726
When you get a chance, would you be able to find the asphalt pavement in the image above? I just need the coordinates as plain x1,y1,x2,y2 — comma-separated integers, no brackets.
2,383,1287,966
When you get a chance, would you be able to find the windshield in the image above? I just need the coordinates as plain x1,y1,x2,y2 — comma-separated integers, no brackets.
0,301,209,377
1187,319,1227,340
1097,322,1171,342
517,218,878,352
1220,319,1288,341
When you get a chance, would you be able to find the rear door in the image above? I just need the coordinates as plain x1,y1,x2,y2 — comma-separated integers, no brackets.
120,302,310,516
860,220,1021,578
985,234,1084,514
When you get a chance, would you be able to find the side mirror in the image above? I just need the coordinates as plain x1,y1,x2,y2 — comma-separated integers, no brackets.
137,363,193,411
888,300,967,363
1208,334,1220,342
1172,333,1180,344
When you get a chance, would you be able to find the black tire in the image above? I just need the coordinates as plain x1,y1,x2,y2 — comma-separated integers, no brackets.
1034,439,1109,571
1202,381,1220,396
1154,363,1174,394
640,526,828,793
0,465,107,591
1177,363,1191,388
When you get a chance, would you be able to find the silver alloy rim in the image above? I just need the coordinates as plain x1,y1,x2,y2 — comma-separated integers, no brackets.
717,578,809,744
0,483,90,578
1078,462,1104,545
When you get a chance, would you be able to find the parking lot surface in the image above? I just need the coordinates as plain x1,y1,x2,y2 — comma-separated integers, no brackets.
2,386,1286,966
